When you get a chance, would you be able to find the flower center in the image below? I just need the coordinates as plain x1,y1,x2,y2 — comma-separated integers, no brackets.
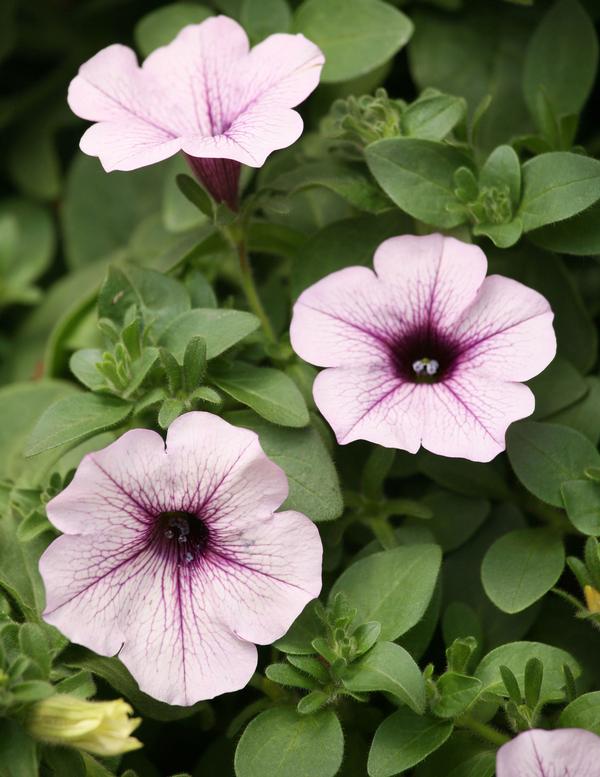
156,510,210,564
389,328,461,383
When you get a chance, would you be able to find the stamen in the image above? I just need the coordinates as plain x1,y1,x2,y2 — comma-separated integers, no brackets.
412,358,439,377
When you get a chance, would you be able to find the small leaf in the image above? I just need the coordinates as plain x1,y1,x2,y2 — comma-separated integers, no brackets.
481,528,565,613
175,173,214,218
183,336,207,392
431,673,482,719
158,398,185,429
368,709,453,777
160,308,259,360
519,152,600,232
506,421,600,507
212,363,309,427
562,479,600,535
297,690,330,715
559,691,600,734
342,642,425,714
26,394,132,456
329,545,441,641
265,663,317,691
366,138,472,228
235,707,344,777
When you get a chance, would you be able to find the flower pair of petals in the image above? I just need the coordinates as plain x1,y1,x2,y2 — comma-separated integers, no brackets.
41,412,322,706
291,233,557,462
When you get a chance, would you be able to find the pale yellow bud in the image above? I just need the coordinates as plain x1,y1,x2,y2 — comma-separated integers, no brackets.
584,585,600,614
27,694,142,757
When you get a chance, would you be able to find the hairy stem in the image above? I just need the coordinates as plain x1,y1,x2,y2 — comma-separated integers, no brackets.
456,715,511,747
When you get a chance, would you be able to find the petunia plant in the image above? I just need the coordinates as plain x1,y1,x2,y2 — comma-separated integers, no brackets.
3,1,600,776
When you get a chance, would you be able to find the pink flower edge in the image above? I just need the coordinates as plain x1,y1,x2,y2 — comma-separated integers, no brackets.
496,728,600,776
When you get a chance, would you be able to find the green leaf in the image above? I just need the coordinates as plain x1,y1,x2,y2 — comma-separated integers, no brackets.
366,139,472,228
241,0,291,42
69,349,108,392
227,411,343,522
11,679,55,702
294,0,413,83
506,421,600,507
158,398,185,429
529,200,600,255
408,5,532,151
420,490,490,552
368,709,453,777
518,152,600,232
268,161,391,214
479,144,521,205
342,642,425,713
235,707,344,777
431,673,482,719
559,691,600,734
212,363,309,427
62,647,208,722
523,0,598,125
291,211,411,299
529,356,587,420
175,173,214,219
134,3,213,57
329,545,442,641
0,198,54,307
481,529,565,613
26,394,132,456
98,264,190,338
418,452,509,501
266,663,317,691
62,155,165,268
562,479,600,535
275,601,324,654
474,641,580,703
552,378,600,444
402,93,466,141
0,720,39,777
160,309,259,360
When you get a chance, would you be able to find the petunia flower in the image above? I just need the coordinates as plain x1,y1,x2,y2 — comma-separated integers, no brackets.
496,728,600,776
67,16,324,210
290,233,556,462
39,412,322,706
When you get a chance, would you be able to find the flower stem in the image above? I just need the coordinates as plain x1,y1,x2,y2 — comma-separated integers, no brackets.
236,240,276,344
456,715,511,747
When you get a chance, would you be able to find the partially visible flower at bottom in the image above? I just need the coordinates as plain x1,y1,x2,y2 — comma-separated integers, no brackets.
290,233,556,462
26,694,142,757
40,412,322,705
496,728,600,776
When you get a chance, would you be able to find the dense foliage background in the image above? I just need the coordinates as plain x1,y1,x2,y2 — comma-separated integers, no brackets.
2,0,600,775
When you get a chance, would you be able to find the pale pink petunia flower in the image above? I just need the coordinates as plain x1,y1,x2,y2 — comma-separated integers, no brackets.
290,233,556,462
496,728,600,776
67,16,324,210
39,412,322,705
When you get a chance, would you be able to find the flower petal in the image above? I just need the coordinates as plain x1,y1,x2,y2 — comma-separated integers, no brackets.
291,266,398,368
80,120,182,172
46,429,166,536
312,364,423,450
496,729,600,777
456,274,557,381
205,510,322,644
142,17,250,137
373,234,488,330
164,412,289,528
420,373,535,461
41,533,258,705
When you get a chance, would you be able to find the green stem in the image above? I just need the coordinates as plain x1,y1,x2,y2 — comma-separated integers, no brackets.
236,240,276,344
366,516,399,549
456,715,510,747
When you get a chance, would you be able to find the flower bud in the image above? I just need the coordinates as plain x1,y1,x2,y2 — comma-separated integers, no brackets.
584,584,600,614
26,694,142,757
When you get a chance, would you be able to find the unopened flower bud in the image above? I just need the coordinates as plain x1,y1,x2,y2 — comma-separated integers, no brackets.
584,584,600,614
26,694,142,757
